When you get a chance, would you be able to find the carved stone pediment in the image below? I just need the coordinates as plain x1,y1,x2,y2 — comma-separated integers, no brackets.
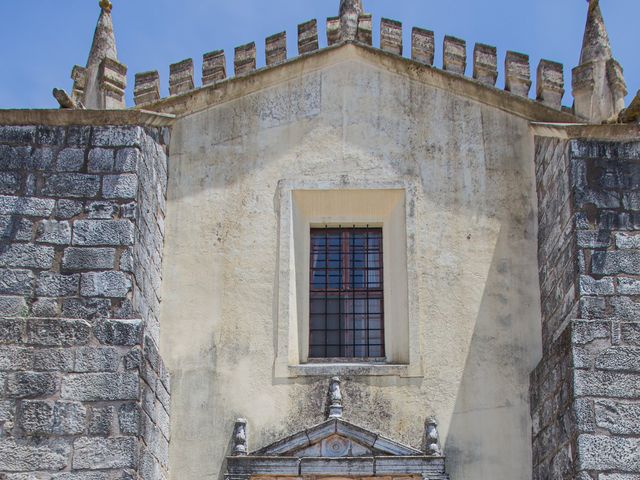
252,418,422,458
226,419,448,480
225,379,449,480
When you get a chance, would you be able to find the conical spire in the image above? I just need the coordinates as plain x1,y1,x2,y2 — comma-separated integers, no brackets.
86,1,118,70
79,0,127,109
572,0,627,122
579,0,613,64
54,0,126,110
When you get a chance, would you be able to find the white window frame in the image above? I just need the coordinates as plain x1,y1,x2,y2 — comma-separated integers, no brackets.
274,178,423,378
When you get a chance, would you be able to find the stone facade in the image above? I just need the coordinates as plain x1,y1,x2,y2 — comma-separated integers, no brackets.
0,124,170,479
1,0,639,479
531,136,640,479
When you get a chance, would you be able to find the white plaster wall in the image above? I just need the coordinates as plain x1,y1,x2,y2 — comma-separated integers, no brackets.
160,51,542,480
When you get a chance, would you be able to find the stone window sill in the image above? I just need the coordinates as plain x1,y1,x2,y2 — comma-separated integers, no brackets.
289,362,416,377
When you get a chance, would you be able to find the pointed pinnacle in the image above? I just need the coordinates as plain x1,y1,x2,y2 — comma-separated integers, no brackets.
86,4,118,69
579,0,613,64
339,0,363,17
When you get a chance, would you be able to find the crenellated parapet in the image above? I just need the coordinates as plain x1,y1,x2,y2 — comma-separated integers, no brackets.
169,59,195,96
443,36,467,75
266,32,287,67
411,28,434,66
60,0,632,119
473,44,498,86
202,50,227,86
298,20,319,55
129,2,578,113
235,43,257,77
133,70,160,106
380,19,402,56
505,51,532,98
537,60,565,110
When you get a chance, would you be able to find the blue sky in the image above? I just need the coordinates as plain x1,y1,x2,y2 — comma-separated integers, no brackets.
0,0,637,109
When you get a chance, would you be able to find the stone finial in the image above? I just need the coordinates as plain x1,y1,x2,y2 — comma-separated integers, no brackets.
134,71,160,106
169,59,194,96
443,36,466,75
99,0,112,13
425,417,441,456
339,0,363,41
232,418,248,456
572,0,627,122
98,57,127,109
356,14,373,46
202,50,227,86
328,377,343,419
536,60,564,110
473,43,497,86
234,43,256,77
298,20,319,55
380,19,402,56
327,17,341,46
266,32,287,67
412,28,435,66
339,0,363,18
505,51,532,97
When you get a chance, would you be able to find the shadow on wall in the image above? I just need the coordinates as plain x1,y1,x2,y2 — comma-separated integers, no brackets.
444,222,541,480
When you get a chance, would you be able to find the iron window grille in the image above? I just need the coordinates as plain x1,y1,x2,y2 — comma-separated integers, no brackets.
309,226,385,359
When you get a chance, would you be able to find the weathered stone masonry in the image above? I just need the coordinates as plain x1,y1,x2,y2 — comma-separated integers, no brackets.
0,124,170,479
531,135,640,480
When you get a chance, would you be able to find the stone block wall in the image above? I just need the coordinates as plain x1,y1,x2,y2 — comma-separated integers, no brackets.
0,124,170,479
532,137,640,480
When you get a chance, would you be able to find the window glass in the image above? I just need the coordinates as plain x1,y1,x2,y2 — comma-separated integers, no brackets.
309,227,385,359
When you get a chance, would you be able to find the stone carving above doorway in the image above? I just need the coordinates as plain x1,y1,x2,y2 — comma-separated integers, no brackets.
225,378,449,480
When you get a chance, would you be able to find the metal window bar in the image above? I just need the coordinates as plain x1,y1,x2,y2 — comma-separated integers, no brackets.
309,226,384,359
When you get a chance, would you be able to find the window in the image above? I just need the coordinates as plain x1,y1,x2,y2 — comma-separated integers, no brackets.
309,227,385,359
274,184,422,377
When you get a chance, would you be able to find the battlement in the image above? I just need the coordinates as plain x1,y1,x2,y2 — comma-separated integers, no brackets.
132,14,567,113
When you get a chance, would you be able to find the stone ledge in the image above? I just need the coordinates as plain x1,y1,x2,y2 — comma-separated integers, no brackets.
0,109,175,128
288,363,412,377
531,122,640,140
